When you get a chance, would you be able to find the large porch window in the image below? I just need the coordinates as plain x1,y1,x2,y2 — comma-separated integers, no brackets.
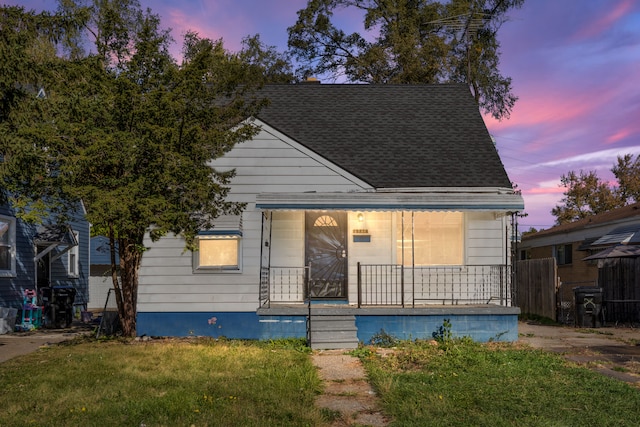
397,211,463,266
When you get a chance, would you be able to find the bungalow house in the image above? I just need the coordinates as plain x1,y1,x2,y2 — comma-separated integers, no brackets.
519,202,640,324
0,201,90,328
137,84,524,347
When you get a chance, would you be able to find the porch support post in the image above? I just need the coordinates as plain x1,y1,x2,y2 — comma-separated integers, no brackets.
306,264,311,346
357,262,362,308
258,211,274,308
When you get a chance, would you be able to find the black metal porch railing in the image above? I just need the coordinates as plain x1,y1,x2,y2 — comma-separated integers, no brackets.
259,266,270,307
357,263,512,307
261,264,512,307
260,266,310,308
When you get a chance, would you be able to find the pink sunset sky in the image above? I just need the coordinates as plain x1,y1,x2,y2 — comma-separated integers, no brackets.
7,0,640,231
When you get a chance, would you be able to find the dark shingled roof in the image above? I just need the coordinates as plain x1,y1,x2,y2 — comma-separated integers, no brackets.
523,202,640,240
256,84,512,189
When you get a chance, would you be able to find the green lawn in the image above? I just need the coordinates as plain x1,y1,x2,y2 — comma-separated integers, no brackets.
2,335,639,427
0,337,325,427
356,338,640,427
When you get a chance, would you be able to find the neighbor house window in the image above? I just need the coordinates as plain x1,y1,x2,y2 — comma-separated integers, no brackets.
68,230,79,277
193,234,242,271
554,244,572,265
0,215,16,277
397,211,464,265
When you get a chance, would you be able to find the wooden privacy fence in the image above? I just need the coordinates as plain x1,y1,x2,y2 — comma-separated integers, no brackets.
598,257,640,324
516,258,558,320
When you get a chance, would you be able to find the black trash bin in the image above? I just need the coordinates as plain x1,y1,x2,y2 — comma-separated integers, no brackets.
574,286,603,328
41,286,76,328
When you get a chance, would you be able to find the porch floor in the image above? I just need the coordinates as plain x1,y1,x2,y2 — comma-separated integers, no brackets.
257,303,520,316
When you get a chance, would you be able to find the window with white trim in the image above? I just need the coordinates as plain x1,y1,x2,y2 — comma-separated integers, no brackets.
193,234,242,271
68,230,79,277
0,215,16,277
397,211,464,266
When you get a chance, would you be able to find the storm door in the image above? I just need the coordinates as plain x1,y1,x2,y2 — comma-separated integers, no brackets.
305,211,347,299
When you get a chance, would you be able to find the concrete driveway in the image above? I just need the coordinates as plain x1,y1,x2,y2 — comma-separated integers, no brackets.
0,324,91,364
518,322,640,385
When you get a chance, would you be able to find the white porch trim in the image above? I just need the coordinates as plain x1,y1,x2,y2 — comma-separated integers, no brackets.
255,190,525,211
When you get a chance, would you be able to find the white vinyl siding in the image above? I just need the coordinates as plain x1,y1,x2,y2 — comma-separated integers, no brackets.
466,212,509,265
138,125,371,313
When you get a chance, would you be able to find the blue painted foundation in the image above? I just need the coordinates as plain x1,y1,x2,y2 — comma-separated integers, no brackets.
137,312,306,339
355,314,518,343
137,311,518,342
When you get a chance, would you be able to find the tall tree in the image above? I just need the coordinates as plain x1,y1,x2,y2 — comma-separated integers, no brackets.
612,153,640,204
0,6,83,213
0,2,267,336
239,34,297,84
551,154,640,225
287,0,524,120
551,171,621,224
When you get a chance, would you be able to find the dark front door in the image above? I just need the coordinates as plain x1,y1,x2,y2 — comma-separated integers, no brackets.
305,211,347,299
36,247,50,290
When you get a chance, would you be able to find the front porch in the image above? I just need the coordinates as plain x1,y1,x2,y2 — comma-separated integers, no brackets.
260,264,514,308
258,264,519,348
255,203,521,347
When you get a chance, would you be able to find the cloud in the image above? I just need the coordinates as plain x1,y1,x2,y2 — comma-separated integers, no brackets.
538,146,640,170
572,0,635,41
527,186,564,195
606,128,635,145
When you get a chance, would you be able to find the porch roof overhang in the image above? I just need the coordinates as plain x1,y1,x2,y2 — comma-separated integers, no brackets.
255,190,524,212
34,224,78,262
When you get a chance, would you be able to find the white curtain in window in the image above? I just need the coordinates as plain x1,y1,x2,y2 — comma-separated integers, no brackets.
397,211,463,265
199,238,239,267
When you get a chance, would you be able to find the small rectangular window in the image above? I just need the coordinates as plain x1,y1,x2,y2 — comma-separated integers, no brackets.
0,215,16,277
520,250,528,260
68,231,79,277
555,244,572,265
194,234,241,272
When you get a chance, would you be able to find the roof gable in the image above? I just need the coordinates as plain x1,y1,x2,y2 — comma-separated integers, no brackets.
256,84,512,189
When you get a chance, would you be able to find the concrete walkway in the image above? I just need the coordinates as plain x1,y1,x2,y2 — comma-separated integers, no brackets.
312,350,389,427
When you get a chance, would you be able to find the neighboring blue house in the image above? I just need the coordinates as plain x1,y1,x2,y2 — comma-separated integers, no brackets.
137,84,524,348
88,236,118,310
0,201,90,326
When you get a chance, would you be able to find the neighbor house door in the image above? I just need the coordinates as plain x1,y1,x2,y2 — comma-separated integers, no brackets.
305,211,348,299
36,246,50,290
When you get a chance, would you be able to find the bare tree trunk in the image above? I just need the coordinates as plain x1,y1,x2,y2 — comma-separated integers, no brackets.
118,237,142,337
108,225,125,328
107,224,143,337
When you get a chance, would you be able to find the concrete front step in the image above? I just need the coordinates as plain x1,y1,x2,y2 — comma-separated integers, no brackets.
309,315,359,350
